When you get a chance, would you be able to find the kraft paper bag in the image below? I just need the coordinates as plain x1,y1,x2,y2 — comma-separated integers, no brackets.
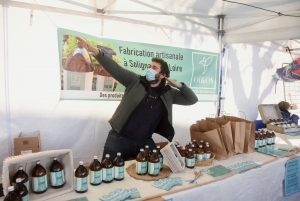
222,116,245,154
206,118,235,157
224,116,255,153
190,120,228,160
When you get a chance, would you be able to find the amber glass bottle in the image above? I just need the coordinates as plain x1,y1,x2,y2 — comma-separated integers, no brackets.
148,149,160,176
196,145,205,161
4,186,22,201
156,145,163,170
50,157,65,188
14,178,28,201
75,161,88,193
89,156,102,185
32,160,47,194
185,149,195,168
136,148,147,175
101,154,114,183
113,152,125,181
12,166,29,189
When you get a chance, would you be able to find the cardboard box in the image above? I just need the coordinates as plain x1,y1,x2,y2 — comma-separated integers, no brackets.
14,131,41,156
258,104,300,133
2,149,74,201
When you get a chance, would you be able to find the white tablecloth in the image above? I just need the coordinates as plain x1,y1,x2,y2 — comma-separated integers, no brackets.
2,133,300,201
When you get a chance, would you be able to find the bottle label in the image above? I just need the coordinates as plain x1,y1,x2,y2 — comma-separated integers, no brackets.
205,153,211,160
197,154,204,161
263,139,266,146
148,162,160,175
50,170,65,186
186,158,195,167
267,138,272,144
32,175,48,192
136,161,147,174
259,139,263,147
181,157,186,164
114,166,124,179
22,193,29,201
255,140,259,148
90,170,102,184
159,157,163,169
193,154,197,159
75,176,88,191
273,137,276,144
102,168,114,181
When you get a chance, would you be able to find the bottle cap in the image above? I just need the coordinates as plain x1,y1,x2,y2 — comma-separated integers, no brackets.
145,145,149,148
79,161,83,165
53,157,57,160
18,166,23,170
117,152,121,156
153,149,157,153
36,160,40,164
157,145,160,148
193,139,196,142
182,147,185,150
199,145,203,148
191,145,195,147
16,178,22,183
189,149,192,151
140,148,144,151
106,154,110,158
93,156,97,159
207,145,210,147
8,186,14,192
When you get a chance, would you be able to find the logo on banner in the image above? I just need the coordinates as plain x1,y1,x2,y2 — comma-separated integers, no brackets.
190,52,218,91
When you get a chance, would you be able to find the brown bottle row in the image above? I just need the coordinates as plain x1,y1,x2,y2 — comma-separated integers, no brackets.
135,145,163,176
255,129,276,149
175,140,212,161
75,153,125,193
5,158,64,201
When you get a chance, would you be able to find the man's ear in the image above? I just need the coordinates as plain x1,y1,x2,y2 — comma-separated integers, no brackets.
160,73,166,78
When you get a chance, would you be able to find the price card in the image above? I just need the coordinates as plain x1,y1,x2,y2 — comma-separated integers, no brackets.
284,157,300,196
202,165,233,178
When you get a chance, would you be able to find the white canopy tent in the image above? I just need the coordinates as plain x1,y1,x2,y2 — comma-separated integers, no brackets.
1,0,300,174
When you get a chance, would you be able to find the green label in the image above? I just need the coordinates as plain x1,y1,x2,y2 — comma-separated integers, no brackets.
186,158,195,167
255,140,259,148
102,168,114,181
197,154,204,161
114,166,124,179
148,162,160,175
50,170,65,186
75,176,88,191
136,161,147,174
22,193,29,201
32,175,48,192
90,170,102,184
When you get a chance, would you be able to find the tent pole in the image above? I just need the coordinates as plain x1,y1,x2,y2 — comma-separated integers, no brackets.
217,15,225,117
3,0,12,156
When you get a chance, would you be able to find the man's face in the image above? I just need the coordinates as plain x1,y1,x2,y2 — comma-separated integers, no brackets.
148,61,165,84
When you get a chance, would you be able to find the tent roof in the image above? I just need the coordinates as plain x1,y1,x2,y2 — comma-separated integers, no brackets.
2,0,300,51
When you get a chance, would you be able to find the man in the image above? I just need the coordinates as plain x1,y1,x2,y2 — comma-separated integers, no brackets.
76,37,198,161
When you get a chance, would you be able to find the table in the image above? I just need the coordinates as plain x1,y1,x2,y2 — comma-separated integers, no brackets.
2,133,300,201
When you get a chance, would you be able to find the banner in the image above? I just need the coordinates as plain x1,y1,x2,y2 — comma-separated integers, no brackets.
58,28,220,101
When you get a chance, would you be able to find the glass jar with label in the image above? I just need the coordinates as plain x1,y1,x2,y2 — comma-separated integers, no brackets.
148,149,160,176
185,149,195,168
75,161,88,193
12,166,29,190
89,156,102,185
15,178,28,201
50,158,65,188
113,152,125,181
101,154,114,183
32,161,47,194
136,148,147,175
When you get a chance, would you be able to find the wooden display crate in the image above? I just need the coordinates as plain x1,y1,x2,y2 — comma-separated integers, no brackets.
258,104,299,133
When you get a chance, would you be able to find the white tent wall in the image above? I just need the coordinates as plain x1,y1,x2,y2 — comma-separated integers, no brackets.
223,42,292,121
0,6,9,177
0,4,219,168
